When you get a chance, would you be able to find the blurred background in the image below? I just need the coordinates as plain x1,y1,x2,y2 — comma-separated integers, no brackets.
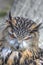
0,0,14,17
0,0,43,49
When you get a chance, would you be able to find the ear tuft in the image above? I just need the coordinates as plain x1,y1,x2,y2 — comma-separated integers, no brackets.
35,23,42,29
9,11,12,20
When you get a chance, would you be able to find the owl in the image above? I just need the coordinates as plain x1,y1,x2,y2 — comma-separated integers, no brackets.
2,12,41,51
0,12,42,65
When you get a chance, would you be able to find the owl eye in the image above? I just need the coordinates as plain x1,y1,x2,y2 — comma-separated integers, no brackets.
9,31,17,38
24,36,32,40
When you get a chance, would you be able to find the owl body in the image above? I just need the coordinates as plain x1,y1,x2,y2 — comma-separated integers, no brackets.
0,48,41,65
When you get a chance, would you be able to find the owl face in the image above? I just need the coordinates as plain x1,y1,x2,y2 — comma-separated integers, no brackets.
5,12,41,50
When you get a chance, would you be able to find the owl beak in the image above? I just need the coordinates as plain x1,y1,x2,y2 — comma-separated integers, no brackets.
16,44,19,49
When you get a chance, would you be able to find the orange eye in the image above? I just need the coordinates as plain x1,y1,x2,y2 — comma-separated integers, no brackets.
10,34,15,38
24,36,32,40
9,32,17,38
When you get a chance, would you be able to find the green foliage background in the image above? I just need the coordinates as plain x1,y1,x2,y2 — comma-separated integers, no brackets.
0,0,14,18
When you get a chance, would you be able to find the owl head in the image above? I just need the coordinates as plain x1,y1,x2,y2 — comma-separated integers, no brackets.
5,12,42,50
